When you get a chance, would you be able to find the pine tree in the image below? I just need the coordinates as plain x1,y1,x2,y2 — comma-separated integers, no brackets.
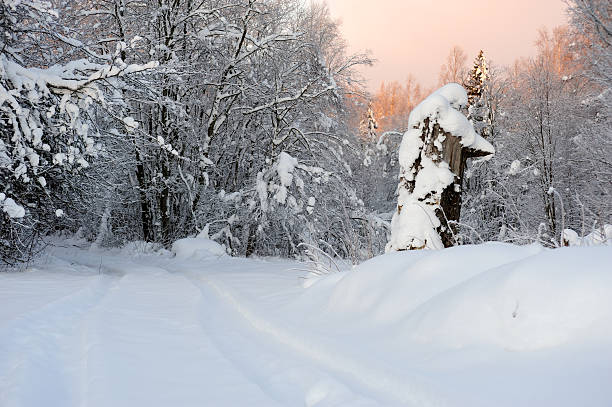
359,104,378,141
465,50,491,139
460,51,497,244
466,51,488,103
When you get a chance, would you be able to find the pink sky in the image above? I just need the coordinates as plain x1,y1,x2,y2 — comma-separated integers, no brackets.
326,0,568,91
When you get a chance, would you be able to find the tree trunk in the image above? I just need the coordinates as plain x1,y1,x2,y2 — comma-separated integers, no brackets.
134,149,152,242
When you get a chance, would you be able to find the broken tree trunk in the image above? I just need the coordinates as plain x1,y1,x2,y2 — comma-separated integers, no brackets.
439,122,494,247
386,84,495,251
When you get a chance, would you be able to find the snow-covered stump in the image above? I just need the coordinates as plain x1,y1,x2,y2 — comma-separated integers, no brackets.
386,84,495,251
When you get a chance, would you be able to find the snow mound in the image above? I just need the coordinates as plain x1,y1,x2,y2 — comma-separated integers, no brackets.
310,244,612,351
172,237,227,259
274,151,298,204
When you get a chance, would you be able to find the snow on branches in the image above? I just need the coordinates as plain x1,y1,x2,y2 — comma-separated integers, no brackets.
0,0,157,264
256,151,328,216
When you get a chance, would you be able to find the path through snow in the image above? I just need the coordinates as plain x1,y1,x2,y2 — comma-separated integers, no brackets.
1,242,611,406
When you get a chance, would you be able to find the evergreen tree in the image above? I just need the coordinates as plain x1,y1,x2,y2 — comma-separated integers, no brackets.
466,51,489,104
359,104,378,141
465,50,491,139
460,51,498,243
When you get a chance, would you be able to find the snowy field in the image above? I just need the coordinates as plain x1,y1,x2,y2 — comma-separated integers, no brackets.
1,240,611,407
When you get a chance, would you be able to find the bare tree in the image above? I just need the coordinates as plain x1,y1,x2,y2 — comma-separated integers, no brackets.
438,45,468,86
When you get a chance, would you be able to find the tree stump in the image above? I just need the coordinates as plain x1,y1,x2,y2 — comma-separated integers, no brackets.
386,84,494,251
439,122,494,247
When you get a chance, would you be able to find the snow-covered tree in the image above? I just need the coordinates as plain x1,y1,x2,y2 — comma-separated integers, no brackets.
465,51,489,104
0,0,155,264
459,52,498,243
465,50,491,138
460,26,610,246
567,0,612,234
567,0,611,88
53,0,375,260
359,104,378,141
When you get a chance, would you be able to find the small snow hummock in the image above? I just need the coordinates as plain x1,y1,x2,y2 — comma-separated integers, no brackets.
306,196,316,215
172,236,227,259
509,159,521,175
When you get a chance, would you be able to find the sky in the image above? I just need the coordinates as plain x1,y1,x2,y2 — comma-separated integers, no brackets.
326,0,568,91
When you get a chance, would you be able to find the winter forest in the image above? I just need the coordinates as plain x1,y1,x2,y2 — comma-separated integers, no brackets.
1,0,610,264
2,1,612,405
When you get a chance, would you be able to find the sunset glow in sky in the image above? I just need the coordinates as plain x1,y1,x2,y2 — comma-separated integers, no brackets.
326,0,568,90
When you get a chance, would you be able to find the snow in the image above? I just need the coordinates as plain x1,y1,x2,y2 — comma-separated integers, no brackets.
562,225,612,247
397,128,423,181
307,196,316,215
123,116,138,131
273,151,298,204
1,241,611,406
387,195,443,250
412,155,455,199
171,236,227,259
508,159,521,175
2,197,25,218
407,83,494,154
277,151,298,186
119,241,166,256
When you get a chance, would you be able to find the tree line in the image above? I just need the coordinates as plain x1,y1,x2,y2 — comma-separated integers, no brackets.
1,0,610,266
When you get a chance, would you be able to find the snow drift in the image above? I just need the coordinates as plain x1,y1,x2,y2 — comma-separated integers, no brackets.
305,243,612,351
2,241,611,406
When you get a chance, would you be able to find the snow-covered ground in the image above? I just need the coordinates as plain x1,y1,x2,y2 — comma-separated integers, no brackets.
1,240,611,406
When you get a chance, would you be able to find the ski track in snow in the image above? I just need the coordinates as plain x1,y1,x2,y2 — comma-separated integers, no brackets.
1,252,281,407
0,265,121,407
1,247,439,406
182,270,442,406
2,244,611,406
